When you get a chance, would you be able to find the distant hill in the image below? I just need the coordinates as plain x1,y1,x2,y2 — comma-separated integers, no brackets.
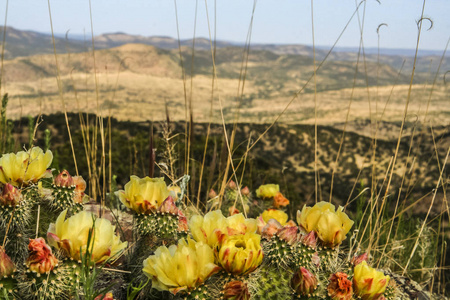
2,26,448,74
0,26,86,59
1,27,448,131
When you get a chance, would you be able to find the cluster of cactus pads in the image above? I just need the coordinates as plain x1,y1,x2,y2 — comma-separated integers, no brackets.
0,146,443,299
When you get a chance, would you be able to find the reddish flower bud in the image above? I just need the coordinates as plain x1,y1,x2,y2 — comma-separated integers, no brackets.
228,180,237,190
277,226,298,245
351,253,369,266
0,246,15,277
301,230,318,248
292,267,318,296
240,186,250,196
54,170,74,187
327,272,353,300
0,183,22,206
158,196,178,214
261,218,283,239
223,281,250,300
94,292,114,300
208,189,217,199
26,238,58,274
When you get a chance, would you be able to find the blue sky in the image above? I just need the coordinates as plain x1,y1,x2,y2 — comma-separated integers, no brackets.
4,0,449,50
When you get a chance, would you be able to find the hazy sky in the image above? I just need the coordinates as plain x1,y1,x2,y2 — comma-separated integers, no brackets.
4,0,449,50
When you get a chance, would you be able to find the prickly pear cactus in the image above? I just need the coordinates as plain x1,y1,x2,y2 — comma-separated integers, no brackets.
247,264,294,300
136,212,181,239
18,263,75,300
50,184,83,213
263,235,298,268
0,275,19,299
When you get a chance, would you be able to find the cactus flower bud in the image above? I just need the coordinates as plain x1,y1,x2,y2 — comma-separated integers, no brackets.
208,189,217,199
273,192,289,208
351,253,369,266
228,180,237,189
217,232,263,275
0,183,22,206
277,226,298,245
158,196,178,214
300,231,318,248
261,218,283,239
291,267,318,296
0,246,15,277
54,170,74,187
353,261,390,300
240,186,250,196
223,281,251,300
26,238,58,274
94,292,114,300
327,272,353,300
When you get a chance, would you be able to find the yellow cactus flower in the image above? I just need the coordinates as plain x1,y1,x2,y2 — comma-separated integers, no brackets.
189,210,257,247
261,209,289,226
0,147,53,186
255,184,279,198
353,261,390,300
47,210,127,263
296,201,353,248
217,232,263,275
115,176,170,214
142,238,220,294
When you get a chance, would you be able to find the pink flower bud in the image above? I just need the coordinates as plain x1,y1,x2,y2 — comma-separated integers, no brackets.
292,267,318,296
208,189,217,199
277,226,298,245
261,218,283,239
301,231,318,248
0,183,22,206
223,281,250,300
241,186,250,196
94,292,114,300
351,253,368,266
158,196,178,214
228,180,237,189
54,170,74,187
0,246,15,277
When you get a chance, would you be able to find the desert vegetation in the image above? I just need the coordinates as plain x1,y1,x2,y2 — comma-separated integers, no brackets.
0,0,449,299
